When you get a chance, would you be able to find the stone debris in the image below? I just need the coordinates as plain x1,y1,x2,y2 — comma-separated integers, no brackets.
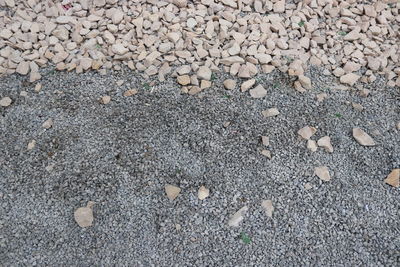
262,108,280,118
42,118,53,129
123,89,138,97
261,136,270,147
352,128,376,146
384,169,399,188
1,1,396,88
261,149,272,159
228,206,248,227
241,79,256,92
298,126,317,140
100,95,111,104
223,79,236,90
0,97,12,107
316,93,327,102
307,140,318,152
317,136,333,153
198,186,210,200
314,166,331,182
74,201,95,228
165,184,181,201
261,200,274,218
34,83,42,92
352,103,364,112
249,85,267,98
27,140,36,150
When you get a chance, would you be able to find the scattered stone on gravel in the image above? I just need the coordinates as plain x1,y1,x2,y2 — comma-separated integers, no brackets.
262,108,280,118
240,79,256,92
27,140,36,150
198,186,210,200
298,126,317,140
261,200,274,218
317,136,333,153
228,206,248,227
123,89,138,97
34,83,42,92
261,136,270,147
0,97,12,107
116,80,124,86
42,118,53,129
100,95,111,105
316,93,328,102
352,103,364,112
314,166,331,182
165,184,181,201
20,91,28,97
261,149,272,159
384,169,400,188
304,183,313,190
397,122,400,130
223,79,236,90
360,89,370,97
249,85,267,98
307,140,318,152
352,128,376,146
74,201,95,228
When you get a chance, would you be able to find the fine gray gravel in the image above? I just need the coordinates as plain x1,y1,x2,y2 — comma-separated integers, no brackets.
1,68,399,266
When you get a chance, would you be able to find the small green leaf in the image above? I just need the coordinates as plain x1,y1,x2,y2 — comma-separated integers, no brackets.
95,44,102,49
223,94,231,99
210,73,217,81
143,83,151,90
338,31,347,36
298,21,305,27
334,113,342,118
240,232,251,244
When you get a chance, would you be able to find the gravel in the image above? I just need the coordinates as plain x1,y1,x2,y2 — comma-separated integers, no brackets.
1,68,399,266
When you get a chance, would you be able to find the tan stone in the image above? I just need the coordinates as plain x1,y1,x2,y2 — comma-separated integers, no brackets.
298,126,317,140
384,169,399,188
177,75,191,85
165,184,181,200
352,128,375,146
223,79,236,90
314,166,331,182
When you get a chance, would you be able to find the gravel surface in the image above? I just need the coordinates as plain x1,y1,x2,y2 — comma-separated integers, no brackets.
1,68,399,266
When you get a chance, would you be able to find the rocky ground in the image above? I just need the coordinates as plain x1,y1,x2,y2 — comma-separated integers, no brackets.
1,66,399,265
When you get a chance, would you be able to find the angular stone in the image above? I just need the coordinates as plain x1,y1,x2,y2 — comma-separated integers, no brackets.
314,166,331,182
384,169,399,188
262,108,280,117
165,184,181,200
177,75,191,85
317,136,333,153
249,85,267,98
298,126,317,140
241,79,256,92
261,200,274,218
352,128,375,146
228,206,248,227
340,73,360,86
307,140,318,152
197,66,212,80
198,186,210,200
298,75,312,89
0,97,12,107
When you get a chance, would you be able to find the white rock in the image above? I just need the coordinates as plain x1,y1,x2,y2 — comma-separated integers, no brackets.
221,0,237,8
261,136,269,146
261,200,274,218
42,118,53,129
100,95,111,104
384,169,399,188
16,61,30,75
352,128,375,146
111,44,128,55
74,201,95,228
262,108,280,117
261,149,272,159
228,43,241,56
223,79,236,90
314,166,331,182
298,126,317,140
241,79,255,92
340,73,360,86
317,136,333,153
228,206,248,227
27,140,36,150
112,10,124,24
0,29,13,39
298,75,312,89
198,186,210,200
249,85,267,98
307,140,318,152
173,0,187,7
197,66,212,81
0,97,12,107
165,184,181,200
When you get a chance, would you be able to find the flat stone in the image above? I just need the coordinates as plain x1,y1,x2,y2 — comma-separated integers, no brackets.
384,169,399,188
228,206,248,227
165,184,181,200
298,126,317,140
352,128,375,146
317,136,333,153
197,66,212,80
0,97,12,107
262,108,280,117
241,79,256,92
177,75,191,85
249,85,267,98
340,73,360,86
223,79,236,90
314,166,331,182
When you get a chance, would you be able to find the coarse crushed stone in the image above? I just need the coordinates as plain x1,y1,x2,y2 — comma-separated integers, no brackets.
0,68,399,266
